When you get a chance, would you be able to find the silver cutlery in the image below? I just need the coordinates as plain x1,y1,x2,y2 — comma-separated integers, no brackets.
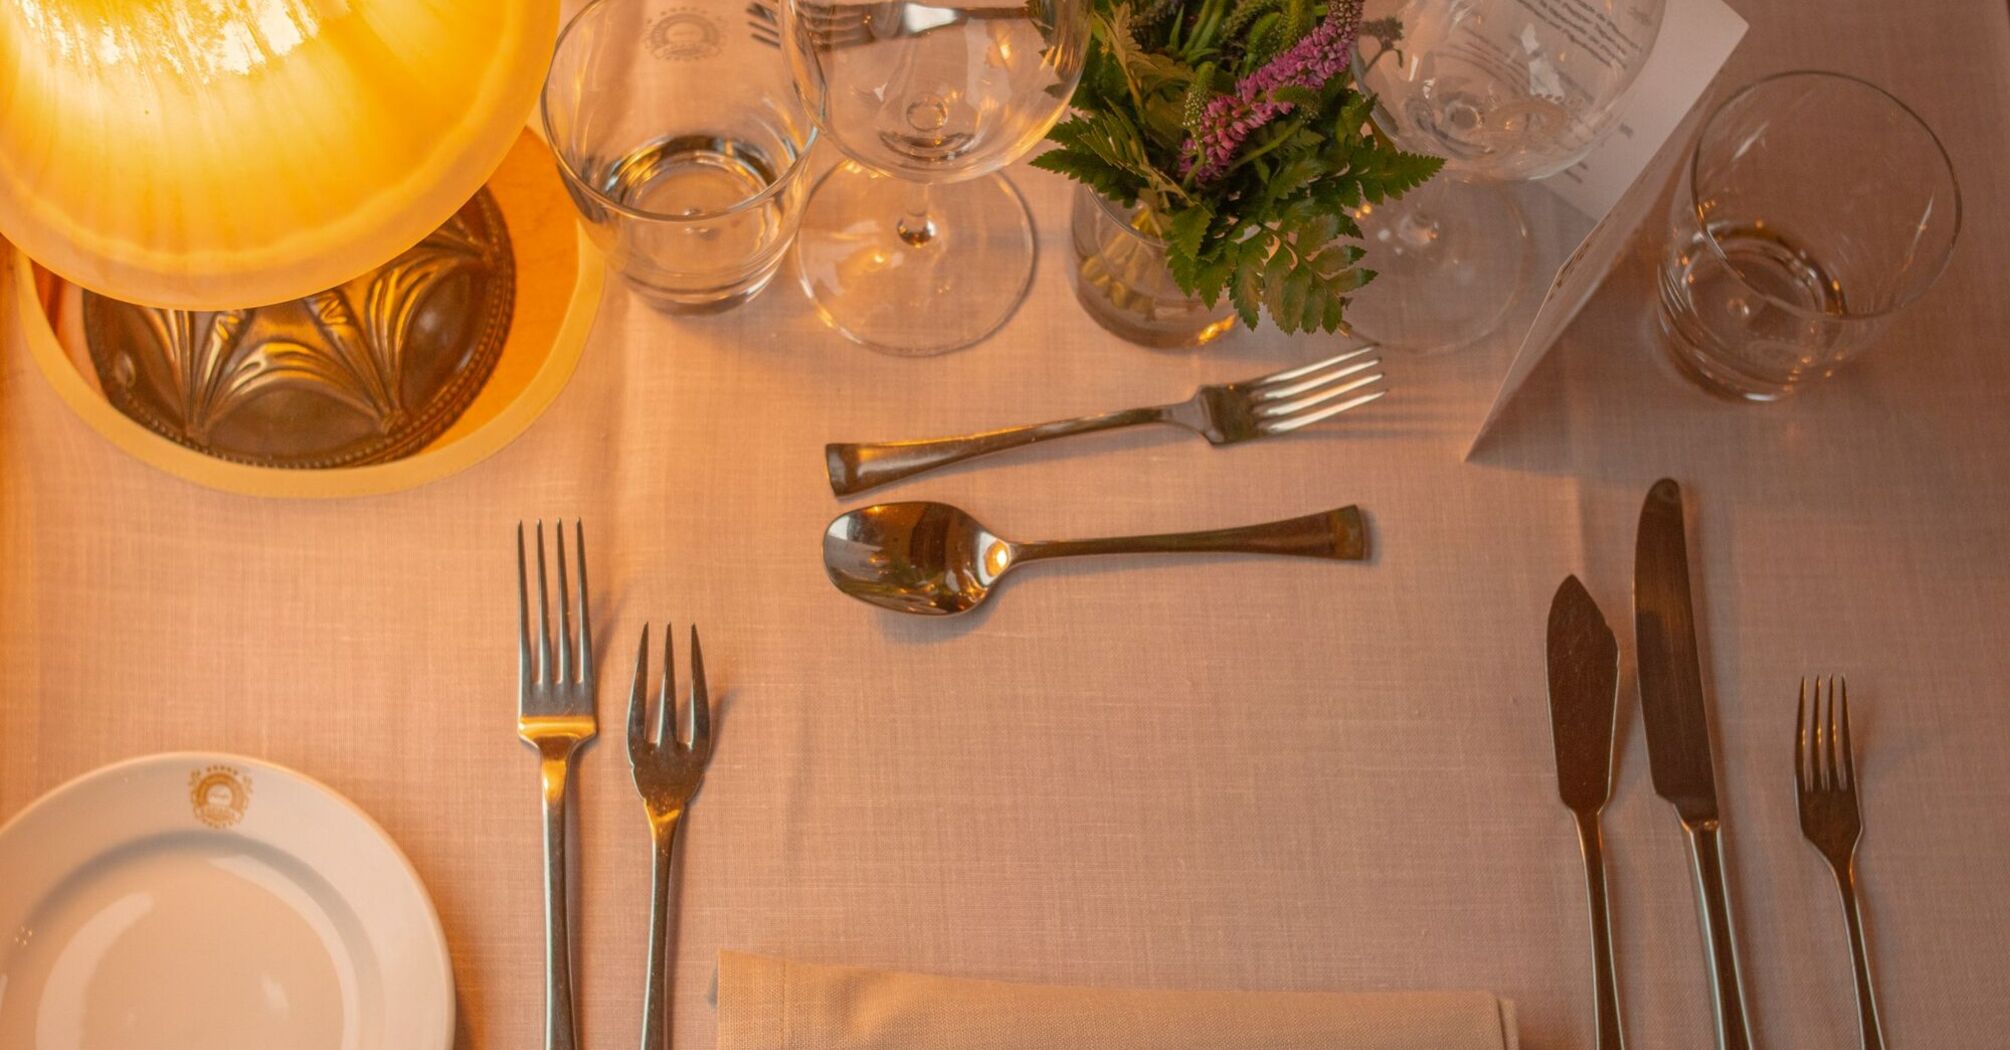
627,624,714,1050
824,500,1366,615
1634,479,1754,1050
516,520,597,1050
1796,677,1886,1050
824,346,1385,496
1547,575,1626,1050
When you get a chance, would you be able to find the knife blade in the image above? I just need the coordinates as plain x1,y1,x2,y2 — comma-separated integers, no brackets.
1547,574,1624,1050
1633,477,1754,1050
1549,574,1620,813
1635,477,1718,820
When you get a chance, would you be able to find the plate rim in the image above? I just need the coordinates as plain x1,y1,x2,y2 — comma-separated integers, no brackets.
0,750,456,1049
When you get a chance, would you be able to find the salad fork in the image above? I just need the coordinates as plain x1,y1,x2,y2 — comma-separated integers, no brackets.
517,520,596,1050
825,345,1386,495
1796,676,1886,1050
628,624,713,1050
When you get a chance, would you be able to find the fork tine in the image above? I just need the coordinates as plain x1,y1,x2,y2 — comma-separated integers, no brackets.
517,523,532,691
1252,356,1382,402
1796,677,1809,794
1258,388,1386,434
689,626,711,756
1249,346,1377,387
574,520,592,686
534,520,552,685
1840,677,1855,792
1812,676,1826,791
1825,677,1840,790
658,623,677,749
1257,370,1383,418
1824,676,1841,791
556,519,573,684
628,625,650,759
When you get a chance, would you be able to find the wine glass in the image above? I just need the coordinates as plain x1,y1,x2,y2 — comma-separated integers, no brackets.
784,0,1089,355
1346,0,1665,351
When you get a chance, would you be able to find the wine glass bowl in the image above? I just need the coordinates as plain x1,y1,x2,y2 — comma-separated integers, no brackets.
784,0,1088,355
1341,0,1664,351
1360,0,1664,180
792,1,1083,179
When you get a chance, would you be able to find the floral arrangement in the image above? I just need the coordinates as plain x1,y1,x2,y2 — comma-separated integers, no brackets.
1033,0,1441,332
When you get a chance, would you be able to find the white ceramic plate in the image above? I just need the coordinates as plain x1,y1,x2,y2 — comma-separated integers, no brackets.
0,753,453,1050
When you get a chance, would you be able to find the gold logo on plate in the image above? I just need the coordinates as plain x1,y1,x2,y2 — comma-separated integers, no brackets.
188,765,252,828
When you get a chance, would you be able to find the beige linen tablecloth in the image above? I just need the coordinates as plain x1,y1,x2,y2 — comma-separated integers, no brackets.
5,3,2010,1048
716,952,1518,1049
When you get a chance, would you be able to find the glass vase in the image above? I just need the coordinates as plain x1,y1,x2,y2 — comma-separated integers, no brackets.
1069,185,1236,349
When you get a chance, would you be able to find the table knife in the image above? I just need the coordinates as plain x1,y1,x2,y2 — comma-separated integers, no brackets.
1634,478,1755,1050
1547,574,1625,1050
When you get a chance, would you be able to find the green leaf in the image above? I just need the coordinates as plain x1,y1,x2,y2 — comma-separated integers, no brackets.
1193,253,1235,305
1030,148,1138,205
1321,289,1347,333
1300,269,1328,333
1262,259,1294,333
1230,249,1265,329
1295,211,1341,248
1166,203,1211,261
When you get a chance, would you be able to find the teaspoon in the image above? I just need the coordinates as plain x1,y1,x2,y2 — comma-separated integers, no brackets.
824,501,1368,615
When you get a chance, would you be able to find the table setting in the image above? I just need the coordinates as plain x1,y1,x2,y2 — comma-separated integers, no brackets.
3,0,2010,1048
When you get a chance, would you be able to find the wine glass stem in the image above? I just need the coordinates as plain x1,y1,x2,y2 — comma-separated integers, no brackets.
896,181,937,247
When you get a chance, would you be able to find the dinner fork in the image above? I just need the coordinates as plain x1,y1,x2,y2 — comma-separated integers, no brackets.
824,345,1386,495
517,520,596,1050
628,624,713,1050
1796,676,1886,1050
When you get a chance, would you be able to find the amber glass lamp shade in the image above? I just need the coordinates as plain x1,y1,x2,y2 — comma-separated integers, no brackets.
0,0,559,310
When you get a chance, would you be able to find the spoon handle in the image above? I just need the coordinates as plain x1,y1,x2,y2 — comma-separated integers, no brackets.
826,406,1171,496
1018,506,1367,563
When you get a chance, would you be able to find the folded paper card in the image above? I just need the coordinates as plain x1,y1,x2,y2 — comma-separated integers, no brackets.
716,952,1519,1050
1465,0,1748,455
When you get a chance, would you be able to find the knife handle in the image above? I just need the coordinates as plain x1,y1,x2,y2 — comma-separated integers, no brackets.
1684,821,1755,1050
1574,812,1626,1050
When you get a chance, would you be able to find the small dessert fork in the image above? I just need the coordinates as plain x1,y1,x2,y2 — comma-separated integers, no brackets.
628,624,713,1049
1795,676,1886,1050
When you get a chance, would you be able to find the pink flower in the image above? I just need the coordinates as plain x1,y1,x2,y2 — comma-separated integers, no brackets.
1182,0,1363,183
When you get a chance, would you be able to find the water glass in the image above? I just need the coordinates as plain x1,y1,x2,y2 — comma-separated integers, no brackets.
543,0,816,312
1658,72,1960,401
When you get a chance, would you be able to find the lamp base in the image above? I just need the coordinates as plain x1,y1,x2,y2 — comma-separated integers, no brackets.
80,189,514,469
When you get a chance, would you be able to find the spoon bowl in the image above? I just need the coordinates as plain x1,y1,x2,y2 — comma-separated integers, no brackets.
824,502,1015,615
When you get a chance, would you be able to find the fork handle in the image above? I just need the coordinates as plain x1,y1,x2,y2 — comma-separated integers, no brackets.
1833,861,1887,1050
1574,811,1626,1050
1684,821,1754,1050
540,753,581,1050
826,406,1169,496
641,817,684,1050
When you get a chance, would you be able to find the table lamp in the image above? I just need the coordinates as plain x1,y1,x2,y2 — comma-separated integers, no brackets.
0,0,558,467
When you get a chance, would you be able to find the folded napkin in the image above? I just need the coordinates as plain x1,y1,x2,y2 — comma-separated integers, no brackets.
717,952,1518,1050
